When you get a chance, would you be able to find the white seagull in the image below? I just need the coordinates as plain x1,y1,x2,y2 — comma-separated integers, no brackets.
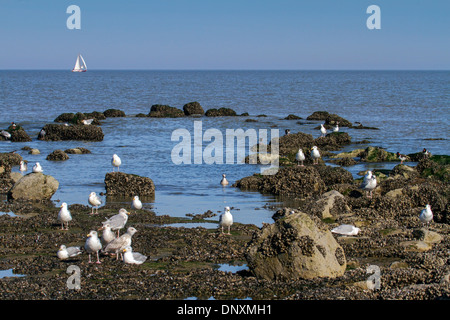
220,173,229,186
102,208,130,237
98,223,117,246
311,146,321,165
57,202,72,230
320,124,327,137
296,148,305,166
112,154,122,172
331,224,361,236
1,130,11,140
131,195,143,212
360,171,377,198
85,231,102,264
104,227,137,260
419,204,433,226
88,192,102,215
219,206,233,235
57,245,82,260
122,246,147,265
333,122,339,133
19,160,28,174
32,162,43,173
82,119,94,125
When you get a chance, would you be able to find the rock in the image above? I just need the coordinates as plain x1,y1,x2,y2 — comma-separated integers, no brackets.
28,148,40,155
205,108,237,117
183,101,204,116
306,111,352,127
8,173,59,201
38,124,104,141
103,109,126,117
0,126,32,142
148,105,185,118
314,132,352,151
54,112,102,125
416,155,450,182
245,211,346,280
234,166,326,198
104,172,155,197
329,157,358,166
283,114,302,120
359,146,399,162
309,190,350,219
390,164,418,179
46,150,69,161
64,147,91,154
0,153,23,167
314,166,354,186
274,131,315,156
332,149,365,159
412,228,442,244
400,240,432,252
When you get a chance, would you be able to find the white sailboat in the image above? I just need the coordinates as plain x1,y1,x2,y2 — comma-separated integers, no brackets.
72,54,87,72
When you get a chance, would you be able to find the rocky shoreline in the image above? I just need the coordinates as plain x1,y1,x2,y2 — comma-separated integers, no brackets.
0,110,449,301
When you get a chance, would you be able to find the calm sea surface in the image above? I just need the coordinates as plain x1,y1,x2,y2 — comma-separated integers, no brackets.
0,70,448,226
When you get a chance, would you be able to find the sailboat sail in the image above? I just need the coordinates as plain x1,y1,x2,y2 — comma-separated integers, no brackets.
72,54,87,72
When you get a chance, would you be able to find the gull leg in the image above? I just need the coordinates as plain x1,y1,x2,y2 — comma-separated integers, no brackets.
96,251,101,264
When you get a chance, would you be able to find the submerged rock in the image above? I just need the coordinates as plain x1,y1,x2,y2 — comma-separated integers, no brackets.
245,211,346,280
148,104,185,118
46,150,69,161
104,172,155,197
64,147,91,154
306,111,352,127
38,124,104,141
205,108,238,117
0,126,32,142
183,101,204,116
359,146,399,162
8,173,59,201
103,109,126,117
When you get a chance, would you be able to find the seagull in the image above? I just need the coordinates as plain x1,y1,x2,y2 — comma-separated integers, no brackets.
360,171,377,198
320,124,327,137
84,231,102,264
38,129,46,139
112,154,122,172
296,148,305,166
333,122,339,133
219,206,233,235
220,173,229,186
10,122,17,130
285,129,291,136
1,130,11,140
311,146,321,165
88,192,102,215
104,227,137,260
82,119,94,125
98,223,117,246
102,208,130,237
57,245,82,260
396,152,407,164
131,195,143,212
32,162,43,173
19,160,28,174
57,202,72,230
122,246,147,265
419,204,433,227
331,224,361,236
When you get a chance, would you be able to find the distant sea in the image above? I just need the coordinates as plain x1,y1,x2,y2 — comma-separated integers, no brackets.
0,70,448,226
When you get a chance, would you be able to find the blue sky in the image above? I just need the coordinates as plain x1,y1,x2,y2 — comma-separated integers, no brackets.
0,0,449,70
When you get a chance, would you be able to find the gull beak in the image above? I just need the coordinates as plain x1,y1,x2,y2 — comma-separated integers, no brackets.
87,234,91,237
126,211,130,215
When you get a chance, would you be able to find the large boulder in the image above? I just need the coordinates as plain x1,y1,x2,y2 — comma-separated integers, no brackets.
148,104,185,118
38,124,104,141
205,108,237,117
104,172,155,197
183,101,204,116
245,211,346,280
8,173,59,201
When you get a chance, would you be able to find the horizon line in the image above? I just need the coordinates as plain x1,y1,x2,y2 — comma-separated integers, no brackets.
1,68,449,72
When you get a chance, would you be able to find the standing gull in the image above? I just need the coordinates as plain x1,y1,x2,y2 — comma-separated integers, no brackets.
320,124,327,137
296,148,305,166
84,231,102,264
112,154,122,172
220,174,229,186
19,160,28,174
98,223,117,246
331,224,360,236
88,192,102,215
122,246,147,265
104,227,137,260
32,162,43,173
57,202,72,230
1,130,11,140
102,208,130,237
131,195,143,212
57,245,82,260
333,122,339,133
360,171,377,198
311,146,321,165
219,206,233,235
419,204,433,227
82,119,94,125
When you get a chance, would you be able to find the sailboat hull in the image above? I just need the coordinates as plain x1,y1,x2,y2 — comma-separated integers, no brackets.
72,69,87,72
